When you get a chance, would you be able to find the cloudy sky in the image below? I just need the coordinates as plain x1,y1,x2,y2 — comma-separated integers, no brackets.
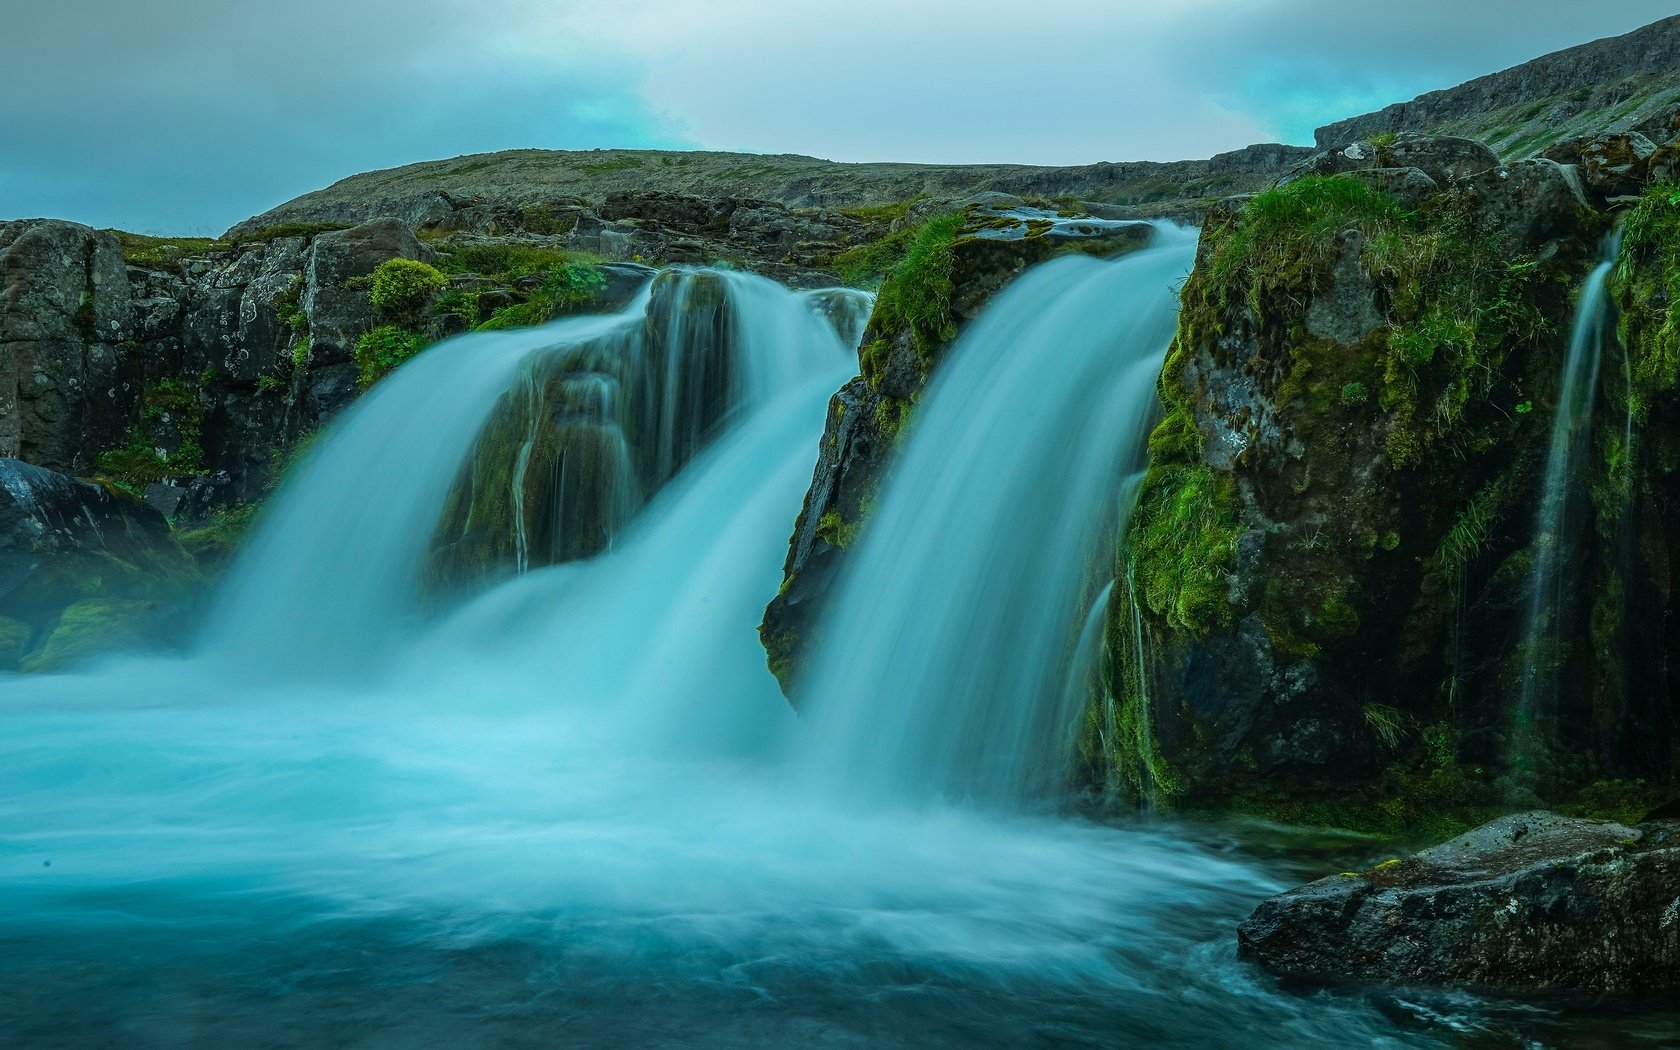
4,1,1675,234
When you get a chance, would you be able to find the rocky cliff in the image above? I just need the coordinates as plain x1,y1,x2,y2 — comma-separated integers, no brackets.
1317,15,1680,159
1089,131,1680,832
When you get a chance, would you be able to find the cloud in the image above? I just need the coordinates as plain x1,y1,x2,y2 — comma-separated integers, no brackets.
0,0,685,233
3,1,1674,232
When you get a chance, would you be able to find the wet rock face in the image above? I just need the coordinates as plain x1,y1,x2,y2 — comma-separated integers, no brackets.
0,220,137,473
0,457,200,670
1103,134,1642,815
759,200,1153,696
1238,811,1680,994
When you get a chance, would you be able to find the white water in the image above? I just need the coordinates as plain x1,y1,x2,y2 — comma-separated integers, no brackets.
799,232,1199,802
0,253,1437,1047
1517,238,1618,732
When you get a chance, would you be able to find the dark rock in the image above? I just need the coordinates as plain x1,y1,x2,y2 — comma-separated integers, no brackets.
0,219,137,472
1238,812,1680,994
760,203,1155,695
0,457,201,670
304,218,429,367
1314,16,1680,150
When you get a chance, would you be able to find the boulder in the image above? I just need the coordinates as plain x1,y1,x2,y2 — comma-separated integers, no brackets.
303,218,430,370
0,457,201,670
0,219,138,472
1238,811,1680,994
1543,132,1660,201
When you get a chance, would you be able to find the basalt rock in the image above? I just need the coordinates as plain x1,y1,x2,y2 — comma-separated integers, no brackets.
1238,811,1680,994
1097,136,1657,821
760,200,1153,696
0,457,200,670
0,219,137,473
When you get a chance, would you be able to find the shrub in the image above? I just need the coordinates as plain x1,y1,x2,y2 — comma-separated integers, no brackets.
367,259,445,324
353,325,426,388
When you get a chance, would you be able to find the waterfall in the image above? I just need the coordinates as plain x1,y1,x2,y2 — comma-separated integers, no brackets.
798,229,1198,803
203,268,861,679
0,251,1431,1048
1515,236,1619,751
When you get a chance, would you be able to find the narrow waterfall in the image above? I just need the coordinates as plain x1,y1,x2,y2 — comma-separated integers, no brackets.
1515,236,1619,746
799,230,1198,803
203,269,865,678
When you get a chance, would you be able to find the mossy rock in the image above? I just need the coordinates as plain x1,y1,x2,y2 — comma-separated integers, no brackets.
20,598,179,672
0,616,32,671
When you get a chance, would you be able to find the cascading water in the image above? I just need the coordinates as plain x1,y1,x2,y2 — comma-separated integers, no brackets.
0,252,1478,1046
1515,236,1619,749
798,231,1198,803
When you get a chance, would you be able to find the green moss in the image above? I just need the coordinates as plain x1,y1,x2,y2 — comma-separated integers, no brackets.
368,258,446,326
176,503,261,575
0,616,31,671
94,376,206,492
109,230,227,270
20,598,169,673
869,212,963,366
816,509,861,550
1613,184,1680,423
1567,779,1669,825
352,325,427,388
476,264,607,330
290,336,311,370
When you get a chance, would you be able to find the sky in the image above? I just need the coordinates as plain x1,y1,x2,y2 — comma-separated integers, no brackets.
3,1,1676,235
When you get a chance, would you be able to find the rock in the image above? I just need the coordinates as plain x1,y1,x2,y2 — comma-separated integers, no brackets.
596,263,657,313
0,219,138,472
760,204,1154,695
0,457,201,669
1544,132,1660,200
1280,135,1497,191
303,218,429,368
1314,16,1680,150
1379,134,1500,185
1107,157,1625,815
1238,811,1680,994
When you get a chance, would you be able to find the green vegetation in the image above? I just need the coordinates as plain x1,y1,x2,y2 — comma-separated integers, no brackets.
94,377,205,493
368,258,446,325
866,212,962,366
352,325,427,388
110,230,225,270
476,264,607,330
1613,184,1680,422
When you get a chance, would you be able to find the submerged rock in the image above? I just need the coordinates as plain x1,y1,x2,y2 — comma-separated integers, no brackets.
1238,811,1680,994
0,457,201,670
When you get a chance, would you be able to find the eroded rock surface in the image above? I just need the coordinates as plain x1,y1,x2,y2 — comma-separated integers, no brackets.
1238,811,1680,994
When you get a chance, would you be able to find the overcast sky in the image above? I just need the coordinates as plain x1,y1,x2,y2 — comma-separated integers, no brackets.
3,1,1675,234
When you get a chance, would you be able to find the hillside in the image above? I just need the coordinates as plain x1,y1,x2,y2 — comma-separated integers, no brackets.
1316,14,1680,155
226,144,1311,238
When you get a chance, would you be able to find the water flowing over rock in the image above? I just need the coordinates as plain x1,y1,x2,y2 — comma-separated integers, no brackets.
794,235,1194,801
1238,811,1680,994
1099,133,1677,822
761,200,1155,694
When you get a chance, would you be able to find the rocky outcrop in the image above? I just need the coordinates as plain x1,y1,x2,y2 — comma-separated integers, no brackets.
228,145,1314,243
1238,811,1680,994
0,220,137,473
0,457,201,671
760,199,1153,694
1091,133,1680,826
1316,15,1680,159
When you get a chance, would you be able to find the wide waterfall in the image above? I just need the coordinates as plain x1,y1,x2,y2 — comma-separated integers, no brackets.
1515,236,1620,751
0,254,1442,1047
799,231,1199,802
